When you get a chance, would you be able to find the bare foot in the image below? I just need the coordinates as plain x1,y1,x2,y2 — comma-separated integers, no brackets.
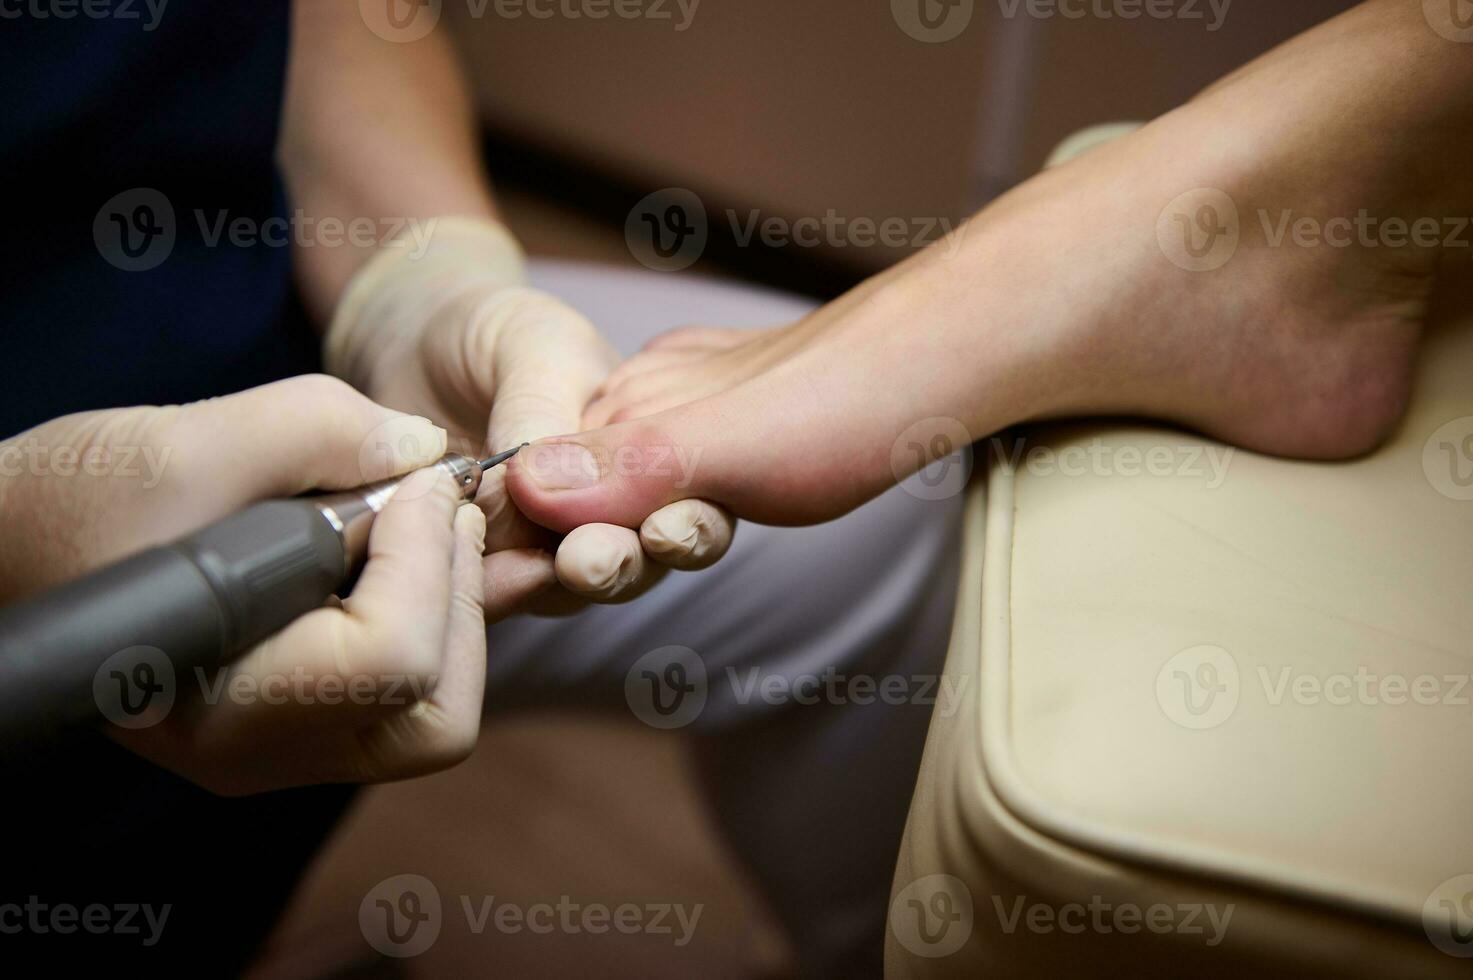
509,0,1469,532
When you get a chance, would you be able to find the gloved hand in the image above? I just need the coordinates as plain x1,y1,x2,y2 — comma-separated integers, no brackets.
0,376,502,793
325,216,736,604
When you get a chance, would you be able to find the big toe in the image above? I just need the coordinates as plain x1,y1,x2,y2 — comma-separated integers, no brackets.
505,415,721,533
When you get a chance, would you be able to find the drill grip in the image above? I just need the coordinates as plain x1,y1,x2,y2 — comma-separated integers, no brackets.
0,500,347,746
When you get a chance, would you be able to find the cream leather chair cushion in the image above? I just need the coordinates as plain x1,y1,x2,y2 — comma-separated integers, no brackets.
887,134,1473,977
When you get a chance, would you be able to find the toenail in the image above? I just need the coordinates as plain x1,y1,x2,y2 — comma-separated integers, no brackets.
524,443,601,491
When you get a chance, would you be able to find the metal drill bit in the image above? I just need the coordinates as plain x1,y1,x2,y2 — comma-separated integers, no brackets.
479,443,528,471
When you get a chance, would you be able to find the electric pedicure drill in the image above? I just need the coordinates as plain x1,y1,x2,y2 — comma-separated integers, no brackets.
0,446,523,745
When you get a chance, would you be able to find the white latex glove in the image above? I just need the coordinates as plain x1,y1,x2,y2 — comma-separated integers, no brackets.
0,376,493,793
325,216,735,607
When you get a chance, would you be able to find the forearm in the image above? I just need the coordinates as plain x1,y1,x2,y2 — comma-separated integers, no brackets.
280,0,500,325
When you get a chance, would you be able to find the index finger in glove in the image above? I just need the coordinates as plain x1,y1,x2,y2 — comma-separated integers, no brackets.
476,289,616,552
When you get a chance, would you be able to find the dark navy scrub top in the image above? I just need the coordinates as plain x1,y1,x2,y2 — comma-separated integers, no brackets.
2,2,321,436
2,5,351,970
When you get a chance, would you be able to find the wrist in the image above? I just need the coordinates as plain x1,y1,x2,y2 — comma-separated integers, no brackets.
324,215,527,390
